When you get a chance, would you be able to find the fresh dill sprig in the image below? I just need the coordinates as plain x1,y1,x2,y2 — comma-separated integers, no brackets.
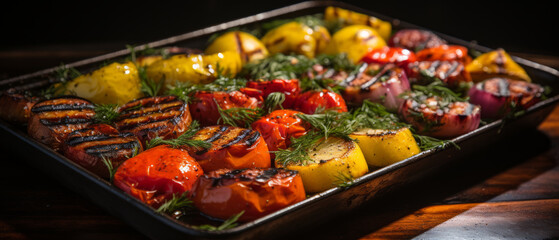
401,80,468,109
127,45,164,97
93,104,120,125
216,105,262,128
101,156,117,182
412,134,459,151
41,63,81,99
352,100,409,130
156,192,195,214
275,111,357,166
192,211,244,231
241,53,315,80
262,92,285,113
334,171,355,189
146,121,210,149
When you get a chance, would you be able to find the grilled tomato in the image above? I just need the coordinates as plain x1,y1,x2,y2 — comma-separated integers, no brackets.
114,96,192,147
185,125,271,172
113,145,203,208
189,90,260,127
415,45,471,65
192,168,305,222
293,89,348,114
28,96,95,151
251,109,310,153
245,79,301,109
360,46,416,67
62,124,142,179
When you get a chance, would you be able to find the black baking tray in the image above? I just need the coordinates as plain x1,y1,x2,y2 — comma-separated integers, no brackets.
1,1,558,239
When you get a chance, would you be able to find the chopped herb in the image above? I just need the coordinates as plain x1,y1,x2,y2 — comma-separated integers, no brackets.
216,105,262,128
334,171,355,189
127,45,164,97
93,104,120,125
412,134,451,151
146,121,211,149
192,211,244,231
41,63,81,99
262,92,285,113
156,192,195,214
401,80,468,110
352,100,409,130
101,156,117,182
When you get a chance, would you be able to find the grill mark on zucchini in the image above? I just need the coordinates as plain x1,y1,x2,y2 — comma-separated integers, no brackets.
220,129,251,149
84,141,140,156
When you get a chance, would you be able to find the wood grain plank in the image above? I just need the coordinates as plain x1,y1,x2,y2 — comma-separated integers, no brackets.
361,199,559,239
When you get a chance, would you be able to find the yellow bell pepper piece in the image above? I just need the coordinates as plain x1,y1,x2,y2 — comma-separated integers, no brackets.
323,25,386,64
350,128,421,167
280,137,369,193
205,31,269,64
261,21,331,58
63,62,142,105
145,51,242,88
466,48,531,82
324,6,392,41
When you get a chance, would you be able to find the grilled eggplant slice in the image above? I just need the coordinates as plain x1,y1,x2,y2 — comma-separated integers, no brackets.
186,125,271,172
28,96,95,151
114,96,192,147
62,123,142,179
0,89,40,124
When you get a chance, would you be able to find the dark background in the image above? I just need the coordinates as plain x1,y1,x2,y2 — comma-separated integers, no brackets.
1,1,556,77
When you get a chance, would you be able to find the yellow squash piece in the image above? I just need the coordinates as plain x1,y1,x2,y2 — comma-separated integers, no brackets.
279,137,369,193
145,51,242,88
205,31,269,64
466,48,531,82
324,6,392,41
261,21,331,58
323,25,386,64
350,128,421,167
63,62,142,105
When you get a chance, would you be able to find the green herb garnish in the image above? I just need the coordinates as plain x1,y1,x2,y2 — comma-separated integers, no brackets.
156,192,195,214
334,171,355,189
192,211,244,231
41,63,81,99
101,156,117,183
93,104,120,125
146,121,210,149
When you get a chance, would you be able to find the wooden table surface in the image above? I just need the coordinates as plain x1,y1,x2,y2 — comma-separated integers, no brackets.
0,50,558,240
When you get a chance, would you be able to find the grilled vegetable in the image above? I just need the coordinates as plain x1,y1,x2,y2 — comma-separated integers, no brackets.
114,96,192,147
261,21,331,58
61,62,142,105
62,123,142,179
324,6,392,40
185,125,271,172
205,31,269,64
189,90,260,127
113,145,203,208
342,63,411,112
145,52,243,88
251,109,310,153
323,25,387,64
400,81,481,139
28,96,95,151
279,137,368,193
245,79,300,109
0,89,40,124
466,48,531,82
388,29,447,52
468,77,544,119
406,60,472,88
293,89,348,114
350,128,420,167
415,45,471,65
359,46,416,67
191,168,305,222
